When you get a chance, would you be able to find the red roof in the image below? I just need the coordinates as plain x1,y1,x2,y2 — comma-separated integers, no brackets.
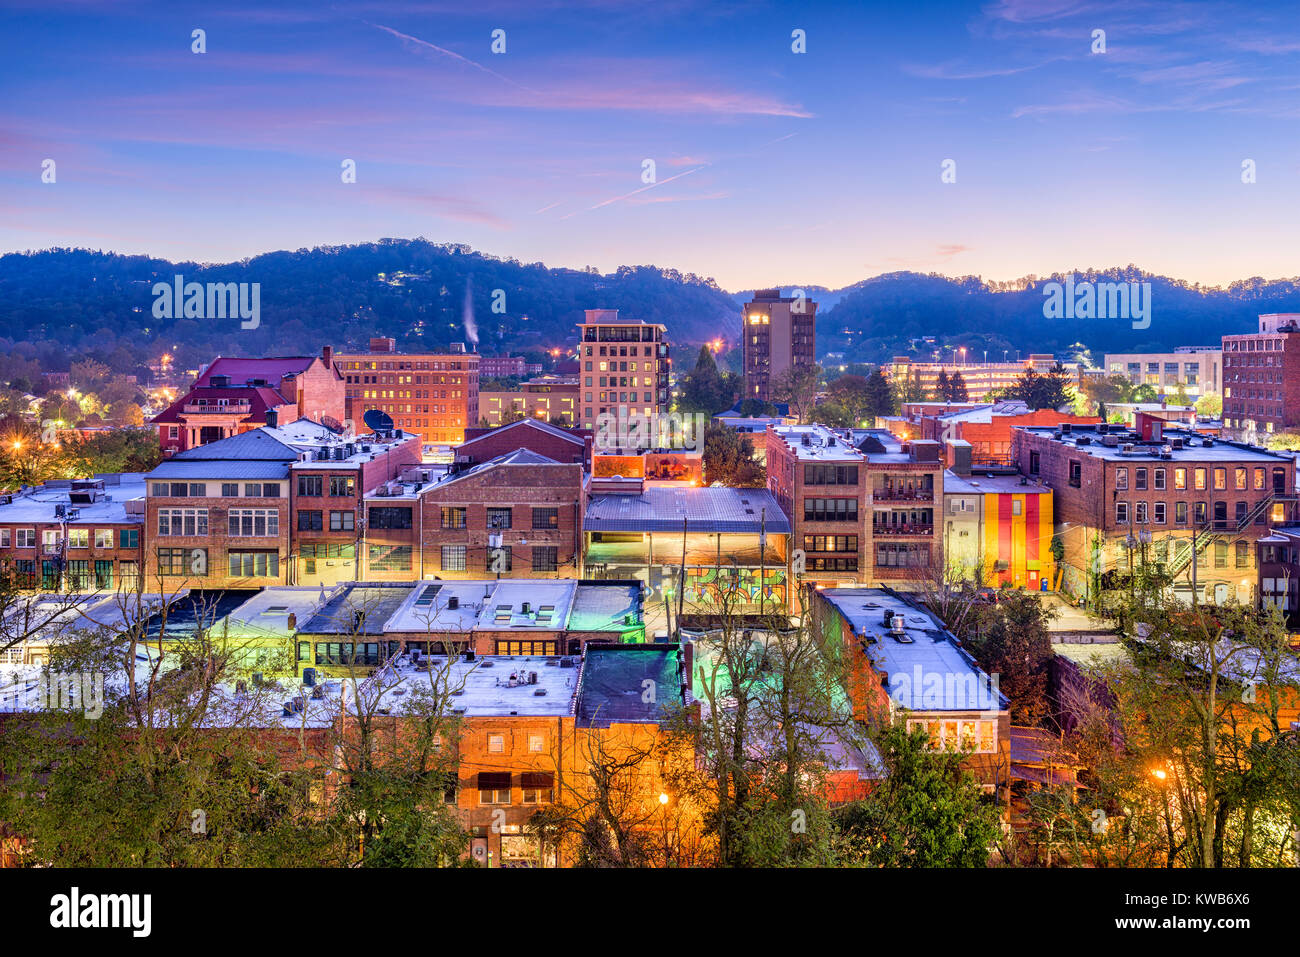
197,356,320,389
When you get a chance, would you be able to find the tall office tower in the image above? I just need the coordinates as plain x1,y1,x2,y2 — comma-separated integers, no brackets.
743,288,817,402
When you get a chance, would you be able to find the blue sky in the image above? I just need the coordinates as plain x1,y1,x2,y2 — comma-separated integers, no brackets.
3,0,1299,290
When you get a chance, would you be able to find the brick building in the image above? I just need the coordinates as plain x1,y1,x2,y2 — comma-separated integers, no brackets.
0,475,146,596
151,351,345,455
1011,420,1298,605
334,337,480,447
742,288,816,402
766,425,945,592
1222,313,1300,443
577,310,670,434
417,450,587,581
458,419,592,471
917,401,1099,468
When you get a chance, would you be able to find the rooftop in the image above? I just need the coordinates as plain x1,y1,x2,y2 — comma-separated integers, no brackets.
943,471,1052,495
585,486,791,535
819,588,1006,713
1018,425,1293,464
0,473,146,525
575,643,688,727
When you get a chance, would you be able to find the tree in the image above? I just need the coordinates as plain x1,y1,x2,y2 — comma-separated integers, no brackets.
994,364,1072,411
824,375,872,427
702,421,765,487
948,371,969,403
679,345,734,415
770,363,821,424
1195,394,1222,419
863,369,896,421
936,369,952,402
833,722,1001,867
964,591,1056,724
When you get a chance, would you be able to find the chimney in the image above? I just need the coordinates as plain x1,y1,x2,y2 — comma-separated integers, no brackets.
265,409,279,429
947,439,972,477
321,345,333,369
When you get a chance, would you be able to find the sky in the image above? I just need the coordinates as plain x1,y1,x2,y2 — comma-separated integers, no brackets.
3,0,1300,292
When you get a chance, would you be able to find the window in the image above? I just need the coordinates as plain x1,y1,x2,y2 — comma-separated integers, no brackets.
229,508,279,537
221,483,240,497
804,464,859,486
260,483,280,498
67,529,89,548
1029,450,1040,475
16,529,35,548
804,498,858,522
1175,468,1187,491
532,507,559,529
66,560,90,589
368,544,412,572
297,475,323,497
440,507,466,529
157,508,208,536
1154,502,1166,524
532,546,558,572
478,772,510,805
488,734,505,753
1255,467,1266,490
94,529,113,549
0,529,8,548
521,772,554,804
368,507,412,530
1135,502,1147,524
487,507,512,530
1135,468,1147,491
1115,468,1128,491
1176,502,1188,524
1068,461,1082,488
486,546,513,573
1195,468,1207,491
1214,542,1227,568
1194,502,1207,525
228,551,279,578
329,476,355,497
329,510,355,532
528,734,545,753
94,560,113,589
119,529,138,549
1116,502,1128,524
157,547,204,576
1154,468,1166,490
440,545,466,571
1235,542,1249,569
803,535,858,553
298,510,323,532
1214,468,1226,491
1235,467,1247,491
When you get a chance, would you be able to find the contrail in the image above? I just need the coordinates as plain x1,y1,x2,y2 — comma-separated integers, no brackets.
561,165,708,219
367,22,534,92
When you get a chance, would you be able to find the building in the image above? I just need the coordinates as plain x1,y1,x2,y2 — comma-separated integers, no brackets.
478,355,529,379
1222,313,1300,443
334,337,480,448
417,449,587,581
766,425,945,592
942,448,1055,590
1103,346,1221,399
888,355,1080,403
457,419,592,470
1257,526,1300,626
742,288,816,402
143,419,421,589
583,486,790,612
478,376,579,428
151,351,346,455
0,474,146,593
1012,420,1298,605
810,587,1011,793
917,401,1099,468
577,310,670,433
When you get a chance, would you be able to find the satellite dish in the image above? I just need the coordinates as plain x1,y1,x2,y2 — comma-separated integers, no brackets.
362,409,394,433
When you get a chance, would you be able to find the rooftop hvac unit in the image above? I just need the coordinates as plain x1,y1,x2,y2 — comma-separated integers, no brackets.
1203,437,1214,447
1077,436,1092,446
448,595,459,610
1098,423,1109,434
1061,423,1073,434
1170,438,1184,449
1121,443,1135,454
1103,435,1120,447
521,601,531,615
301,667,316,687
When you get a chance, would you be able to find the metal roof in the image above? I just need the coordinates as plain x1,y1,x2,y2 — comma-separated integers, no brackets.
162,429,302,461
584,487,791,535
146,460,292,480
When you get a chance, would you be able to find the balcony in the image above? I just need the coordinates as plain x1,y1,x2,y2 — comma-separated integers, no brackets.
182,401,253,415
872,523,935,537
872,490,934,504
